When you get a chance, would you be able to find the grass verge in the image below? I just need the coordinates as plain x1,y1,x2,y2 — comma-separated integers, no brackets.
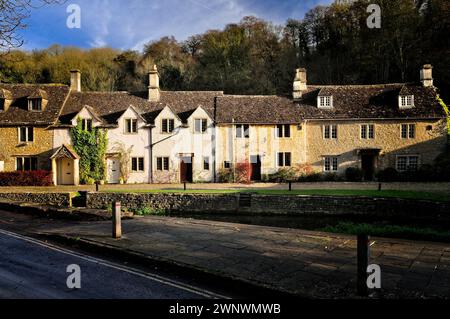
321,222,450,243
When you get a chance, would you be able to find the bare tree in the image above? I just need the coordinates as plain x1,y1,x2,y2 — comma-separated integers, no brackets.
0,0,65,53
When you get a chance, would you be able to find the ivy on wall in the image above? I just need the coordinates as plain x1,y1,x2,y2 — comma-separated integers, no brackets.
437,95,450,140
70,119,108,184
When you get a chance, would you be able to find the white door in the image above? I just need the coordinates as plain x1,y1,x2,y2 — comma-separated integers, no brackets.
59,158,74,185
107,158,120,184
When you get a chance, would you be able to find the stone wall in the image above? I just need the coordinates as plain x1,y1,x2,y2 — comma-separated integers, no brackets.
305,119,447,174
0,192,72,206
86,192,450,219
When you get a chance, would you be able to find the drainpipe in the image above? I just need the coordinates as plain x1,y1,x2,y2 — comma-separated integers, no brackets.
149,126,153,183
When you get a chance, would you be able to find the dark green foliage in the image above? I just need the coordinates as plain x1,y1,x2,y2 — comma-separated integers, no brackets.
345,167,363,182
2,1,448,100
70,119,108,184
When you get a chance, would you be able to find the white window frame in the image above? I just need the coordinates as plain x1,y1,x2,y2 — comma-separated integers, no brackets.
18,127,34,143
276,124,291,139
16,157,38,171
161,119,175,134
194,118,208,134
125,118,138,134
399,95,414,109
323,125,338,139
156,157,170,171
324,157,338,172
203,156,210,171
28,98,42,111
236,124,250,139
318,96,333,109
277,152,292,167
396,155,420,172
361,124,375,139
401,124,416,139
131,157,145,172
81,118,93,132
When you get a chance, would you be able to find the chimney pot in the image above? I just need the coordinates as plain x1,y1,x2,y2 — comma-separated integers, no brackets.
70,70,81,92
420,64,433,87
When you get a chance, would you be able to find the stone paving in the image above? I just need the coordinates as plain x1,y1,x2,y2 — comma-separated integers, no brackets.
36,215,450,299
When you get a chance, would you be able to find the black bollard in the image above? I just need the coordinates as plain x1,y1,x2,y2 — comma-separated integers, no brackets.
357,234,370,297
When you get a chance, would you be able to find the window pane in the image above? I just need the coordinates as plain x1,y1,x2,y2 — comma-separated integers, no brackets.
203,157,210,170
408,156,419,171
397,157,407,171
132,120,137,133
285,125,291,138
324,158,330,171
24,157,31,171
278,153,284,167
131,158,137,171
332,125,337,139
16,158,23,171
202,119,207,132
163,157,169,170
157,158,162,170
162,119,168,133
368,125,374,139
31,158,38,171
332,158,338,171
244,125,250,138
361,125,367,139
27,127,33,142
169,120,175,133
409,124,415,138
276,125,282,138
0,99,4,111
236,125,242,138
285,153,292,167
138,158,144,171
19,127,27,142
224,161,231,169
401,125,408,138
324,126,330,139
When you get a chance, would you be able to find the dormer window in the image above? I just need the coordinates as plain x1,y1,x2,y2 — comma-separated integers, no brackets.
82,119,93,132
28,98,42,111
125,118,138,134
318,96,333,108
162,119,175,133
399,95,414,109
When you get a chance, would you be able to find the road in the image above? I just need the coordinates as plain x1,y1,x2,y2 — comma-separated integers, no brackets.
0,229,227,299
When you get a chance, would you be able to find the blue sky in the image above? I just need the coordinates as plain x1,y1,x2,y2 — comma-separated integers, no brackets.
21,0,332,51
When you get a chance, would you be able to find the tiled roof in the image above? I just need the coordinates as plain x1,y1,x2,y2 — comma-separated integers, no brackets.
0,84,70,126
294,84,445,120
58,90,223,126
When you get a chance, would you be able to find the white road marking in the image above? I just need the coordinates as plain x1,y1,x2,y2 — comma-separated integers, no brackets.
0,229,229,299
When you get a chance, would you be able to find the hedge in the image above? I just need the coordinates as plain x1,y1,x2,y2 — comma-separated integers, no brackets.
0,171,53,186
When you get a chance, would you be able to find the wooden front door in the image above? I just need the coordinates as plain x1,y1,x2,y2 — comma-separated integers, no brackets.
250,155,262,181
180,156,193,182
361,155,376,181
107,158,121,184
58,158,74,185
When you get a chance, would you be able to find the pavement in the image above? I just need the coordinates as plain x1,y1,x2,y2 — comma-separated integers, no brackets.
30,215,450,299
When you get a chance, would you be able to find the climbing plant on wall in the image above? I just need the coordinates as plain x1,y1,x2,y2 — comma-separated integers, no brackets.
70,118,108,184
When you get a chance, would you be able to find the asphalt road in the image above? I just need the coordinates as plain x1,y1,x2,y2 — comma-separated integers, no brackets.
0,229,226,299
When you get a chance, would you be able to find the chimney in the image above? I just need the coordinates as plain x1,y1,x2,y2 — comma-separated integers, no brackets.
148,65,160,102
420,64,433,87
70,70,81,92
293,68,307,99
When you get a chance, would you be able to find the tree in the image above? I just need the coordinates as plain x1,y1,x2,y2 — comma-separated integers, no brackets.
0,0,65,53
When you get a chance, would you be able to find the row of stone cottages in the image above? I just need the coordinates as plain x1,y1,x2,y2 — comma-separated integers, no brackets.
0,64,447,185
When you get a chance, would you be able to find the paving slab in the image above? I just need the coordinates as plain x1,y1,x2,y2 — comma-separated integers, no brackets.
34,215,450,299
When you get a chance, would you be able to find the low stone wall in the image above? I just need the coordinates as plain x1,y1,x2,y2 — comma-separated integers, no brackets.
86,192,450,219
0,192,72,207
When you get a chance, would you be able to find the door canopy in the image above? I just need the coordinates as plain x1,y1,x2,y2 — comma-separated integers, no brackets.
51,144,80,160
